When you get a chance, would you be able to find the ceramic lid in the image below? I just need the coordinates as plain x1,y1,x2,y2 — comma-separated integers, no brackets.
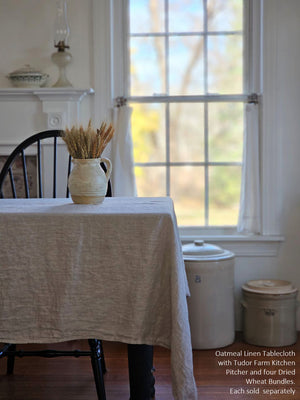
182,240,234,261
8,64,46,77
242,279,298,294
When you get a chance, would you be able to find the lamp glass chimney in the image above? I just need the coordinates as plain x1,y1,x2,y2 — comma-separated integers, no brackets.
54,0,70,49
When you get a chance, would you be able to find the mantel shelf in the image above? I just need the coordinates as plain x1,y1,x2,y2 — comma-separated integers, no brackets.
0,87,95,102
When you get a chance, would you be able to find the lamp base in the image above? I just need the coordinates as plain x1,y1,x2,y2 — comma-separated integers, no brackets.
51,50,73,87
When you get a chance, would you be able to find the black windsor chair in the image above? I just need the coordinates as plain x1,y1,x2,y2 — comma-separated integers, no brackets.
0,130,110,400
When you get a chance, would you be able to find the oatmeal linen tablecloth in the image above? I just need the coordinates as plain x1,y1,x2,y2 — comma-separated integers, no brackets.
0,197,197,400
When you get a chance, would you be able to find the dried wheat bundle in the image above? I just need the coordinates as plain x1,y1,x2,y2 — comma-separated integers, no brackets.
62,120,114,159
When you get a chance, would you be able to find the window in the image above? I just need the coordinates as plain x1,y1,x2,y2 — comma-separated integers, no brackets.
112,0,259,230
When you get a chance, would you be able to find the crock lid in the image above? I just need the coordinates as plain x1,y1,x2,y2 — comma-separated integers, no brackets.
182,240,234,261
242,279,298,294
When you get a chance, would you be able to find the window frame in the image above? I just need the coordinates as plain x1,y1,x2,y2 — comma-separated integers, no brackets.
93,0,283,246
115,0,254,231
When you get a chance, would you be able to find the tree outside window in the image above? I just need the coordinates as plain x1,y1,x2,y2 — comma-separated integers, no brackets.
128,0,244,226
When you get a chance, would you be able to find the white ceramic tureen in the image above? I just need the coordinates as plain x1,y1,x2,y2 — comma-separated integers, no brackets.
7,65,49,88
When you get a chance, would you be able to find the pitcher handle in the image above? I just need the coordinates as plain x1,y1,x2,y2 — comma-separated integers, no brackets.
100,157,112,181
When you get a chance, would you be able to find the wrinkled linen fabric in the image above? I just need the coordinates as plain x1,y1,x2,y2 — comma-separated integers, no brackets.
0,197,197,400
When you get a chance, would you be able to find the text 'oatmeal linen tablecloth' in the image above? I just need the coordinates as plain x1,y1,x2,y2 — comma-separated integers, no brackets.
0,197,197,400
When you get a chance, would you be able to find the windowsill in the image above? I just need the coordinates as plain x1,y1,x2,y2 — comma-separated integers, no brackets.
179,231,284,257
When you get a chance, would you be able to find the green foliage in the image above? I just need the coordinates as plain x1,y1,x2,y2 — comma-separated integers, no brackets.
131,103,161,162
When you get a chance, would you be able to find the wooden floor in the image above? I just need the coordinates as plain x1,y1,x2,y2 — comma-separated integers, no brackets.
0,333,299,400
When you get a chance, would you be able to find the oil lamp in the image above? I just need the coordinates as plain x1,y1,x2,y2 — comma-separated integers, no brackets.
51,0,72,87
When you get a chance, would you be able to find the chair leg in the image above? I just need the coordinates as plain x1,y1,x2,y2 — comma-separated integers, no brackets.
88,339,106,400
128,344,155,400
6,344,16,375
99,340,107,374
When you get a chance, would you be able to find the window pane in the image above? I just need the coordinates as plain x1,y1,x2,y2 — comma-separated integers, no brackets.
170,166,205,226
129,0,165,33
207,0,243,31
130,37,166,96
131,103,166,163
169,0,204,33
169,36,204,95
208,166,241,225
127,0,246,228
170,103,204,162
135,166,166,196
208,103,243,162
207,35,243,94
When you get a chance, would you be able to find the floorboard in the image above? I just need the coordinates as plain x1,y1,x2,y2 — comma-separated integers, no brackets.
0,333,299,399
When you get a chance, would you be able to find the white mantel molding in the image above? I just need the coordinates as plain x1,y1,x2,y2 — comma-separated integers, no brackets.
0,88,94,102
0,88,95,129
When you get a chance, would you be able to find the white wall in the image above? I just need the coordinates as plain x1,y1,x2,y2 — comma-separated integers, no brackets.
274,0,300,286
264,0,300,324
0,0,299,331
0,0,93,89
0,0,93,140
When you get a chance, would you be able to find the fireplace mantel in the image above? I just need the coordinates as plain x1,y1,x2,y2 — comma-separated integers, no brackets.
0,88,94,129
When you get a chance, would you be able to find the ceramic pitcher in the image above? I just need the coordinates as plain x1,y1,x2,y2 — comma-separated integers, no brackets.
68,158,112,204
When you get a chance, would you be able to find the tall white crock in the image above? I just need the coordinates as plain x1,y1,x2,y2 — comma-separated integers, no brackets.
182,240,235,349
68,158,112,204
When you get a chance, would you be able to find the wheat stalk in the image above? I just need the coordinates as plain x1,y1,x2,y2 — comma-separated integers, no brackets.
62,120,114,159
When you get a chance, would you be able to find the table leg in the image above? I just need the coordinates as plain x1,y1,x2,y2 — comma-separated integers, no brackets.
128,344,155,400
6,344,16,375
